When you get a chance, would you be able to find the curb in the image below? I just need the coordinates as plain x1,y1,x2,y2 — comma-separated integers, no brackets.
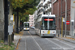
14,37,21,50
58,37,75,44
15,38,21,50
14,31,23,50
66,37,75,40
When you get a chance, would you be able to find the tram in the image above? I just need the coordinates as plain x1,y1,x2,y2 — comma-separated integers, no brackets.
23,22,29,30
35,15,56,37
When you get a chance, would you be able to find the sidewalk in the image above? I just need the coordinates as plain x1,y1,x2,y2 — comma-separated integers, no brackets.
13,35,21,50
13,31,23,50
57,34,75,44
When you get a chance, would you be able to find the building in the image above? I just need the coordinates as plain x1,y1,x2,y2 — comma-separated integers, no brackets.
37,0,44,21
43,0,52,15
70,0,75,36
34,10,38,26
34,0,44,26
51,0,75,36
29,15,34,27
35,0,52,23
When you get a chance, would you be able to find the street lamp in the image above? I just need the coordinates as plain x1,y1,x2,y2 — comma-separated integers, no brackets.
65,0,67,37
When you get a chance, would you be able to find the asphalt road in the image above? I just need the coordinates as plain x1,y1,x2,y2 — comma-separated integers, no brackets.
18,29,75,50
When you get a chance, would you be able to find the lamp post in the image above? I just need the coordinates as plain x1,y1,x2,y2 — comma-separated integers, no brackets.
65,0,67,37
60,0,63,37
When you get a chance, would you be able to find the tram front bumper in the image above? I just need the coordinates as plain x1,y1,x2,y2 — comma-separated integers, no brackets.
23,28,29,30
41,34,56,37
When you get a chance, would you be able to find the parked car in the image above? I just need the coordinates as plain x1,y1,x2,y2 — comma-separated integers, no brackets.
31,26,35,29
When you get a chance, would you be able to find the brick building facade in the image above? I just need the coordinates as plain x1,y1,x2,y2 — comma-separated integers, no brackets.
52,0,71,35
29,15,34,27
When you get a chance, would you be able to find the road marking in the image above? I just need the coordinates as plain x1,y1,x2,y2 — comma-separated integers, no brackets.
53,38,75,48
28,31,42,50
45,38,62,48
46,38,74,50
52,47,74,50
25,37,27,50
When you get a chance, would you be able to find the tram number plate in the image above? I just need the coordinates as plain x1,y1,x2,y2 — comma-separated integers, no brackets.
47,30,50,34
26,28,27,30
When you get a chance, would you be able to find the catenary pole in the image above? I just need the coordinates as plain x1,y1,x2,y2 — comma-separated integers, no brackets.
65,0,67,37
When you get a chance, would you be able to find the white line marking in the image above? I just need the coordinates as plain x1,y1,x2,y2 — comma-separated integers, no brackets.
25,36,27,50
28,31,42,50
53,38,75,48
45,38,62,48
46,38,74,50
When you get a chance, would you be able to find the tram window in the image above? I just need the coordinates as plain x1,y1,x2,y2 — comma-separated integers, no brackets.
24,23,29,28
41,18,56,30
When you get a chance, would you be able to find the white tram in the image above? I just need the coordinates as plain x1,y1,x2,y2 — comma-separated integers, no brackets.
35,15,56,37
23,22,30,30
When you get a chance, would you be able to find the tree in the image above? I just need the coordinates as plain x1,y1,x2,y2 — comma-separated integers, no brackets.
10,0,40,21
10,0,40,33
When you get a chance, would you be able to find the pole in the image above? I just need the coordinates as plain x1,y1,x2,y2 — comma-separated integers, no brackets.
65,0,67,37
61,17,63,37
57,1,59,37
4,0,9,44
60,0,63,37
58,1,59,37
13,14,14,29
12,14,14,41
16,8,19,33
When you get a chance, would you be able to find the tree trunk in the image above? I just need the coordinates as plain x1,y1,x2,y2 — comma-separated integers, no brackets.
16,8,19,33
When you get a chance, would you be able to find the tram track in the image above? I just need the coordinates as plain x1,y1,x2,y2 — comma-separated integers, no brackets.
52,38,75,48
45,38,75,50
25,36,27,50
27,31,43,50
18,29,75,50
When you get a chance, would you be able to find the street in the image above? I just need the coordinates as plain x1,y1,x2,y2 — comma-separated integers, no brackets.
18,29,75,50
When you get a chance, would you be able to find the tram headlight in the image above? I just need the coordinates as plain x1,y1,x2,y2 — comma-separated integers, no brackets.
43,31,45,33
52,31,55,33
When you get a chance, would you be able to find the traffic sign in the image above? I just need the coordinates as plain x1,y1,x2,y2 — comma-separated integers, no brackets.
8,25,13,35
71,20,74,22
66,21,70,25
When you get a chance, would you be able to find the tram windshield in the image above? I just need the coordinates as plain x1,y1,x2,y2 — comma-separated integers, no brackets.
41,18,56,30
24,23,29,28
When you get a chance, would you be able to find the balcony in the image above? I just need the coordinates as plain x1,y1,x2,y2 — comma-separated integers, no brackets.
37,1,44,8
47,6,51,11
34,15,38,20
44,4,51,12
43,0,51,6
37,7,44,14
38,7,44,11
37,12,43,17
